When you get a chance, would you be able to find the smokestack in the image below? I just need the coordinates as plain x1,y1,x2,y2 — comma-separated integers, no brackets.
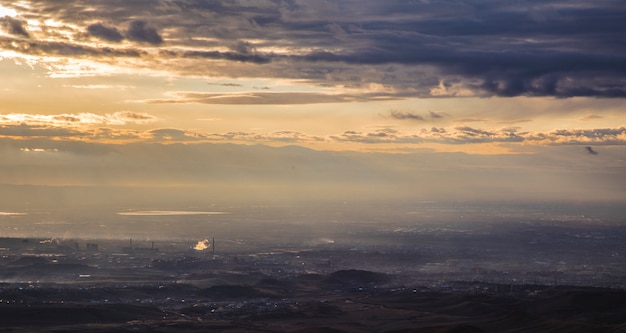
130,238,133,249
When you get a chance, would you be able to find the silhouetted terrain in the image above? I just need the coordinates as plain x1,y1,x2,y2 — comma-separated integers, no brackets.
0,204,624,332
0,271,625,332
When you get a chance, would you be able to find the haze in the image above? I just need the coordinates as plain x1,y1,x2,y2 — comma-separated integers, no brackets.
0,0,624,239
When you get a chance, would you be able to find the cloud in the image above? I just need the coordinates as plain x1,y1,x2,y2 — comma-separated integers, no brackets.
388,110,424,121
0,116,625,149
289,3,626,98
0,124,83,138
0,36,145,58
448,126,525,144
497,119,532,125
20,147,58,153
111,111,158,124
148,128,194,141
546,128,626,145
250,131,325,143
0,1,623,98
331,128,414,144
202,130,325,144
585,146,598,155
580,114,604,121
118,211,227,216
1,16,29,37
229,40,256,54
144,91,398,105
207,82,243,87
167,49,271,64
62,84,135,90
298,48,626,98
387,110,449,121
0,112,158,127
87,23,124,42
429,111,447,119
126,20,163,45
0,212,27,216
330,126,626,146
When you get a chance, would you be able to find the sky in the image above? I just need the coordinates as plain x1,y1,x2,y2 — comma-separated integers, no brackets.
0,0,625,212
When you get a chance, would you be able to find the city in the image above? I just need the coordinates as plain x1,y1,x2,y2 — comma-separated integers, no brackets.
0,202,624,332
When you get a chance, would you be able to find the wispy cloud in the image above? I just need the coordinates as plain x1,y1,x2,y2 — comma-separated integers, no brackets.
580,114,604,121
0,211,27,216
62,84,135,90
388,111,424,121
387,110,449,121
1,118,624,147
117,210,228,216
143,91,398,105
332,126,626,146
0,112,158,127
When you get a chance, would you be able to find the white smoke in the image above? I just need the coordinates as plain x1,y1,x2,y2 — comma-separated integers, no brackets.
193,239,210,251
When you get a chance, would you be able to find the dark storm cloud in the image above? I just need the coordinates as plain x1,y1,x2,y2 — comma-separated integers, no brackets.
2,0,625,97
126,21,163,45
299,44,626,97
286,1,626,97
1,16,29,37
87,23,124,42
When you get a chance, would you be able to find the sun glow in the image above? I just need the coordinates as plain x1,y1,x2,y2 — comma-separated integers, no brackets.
0,5,17,17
